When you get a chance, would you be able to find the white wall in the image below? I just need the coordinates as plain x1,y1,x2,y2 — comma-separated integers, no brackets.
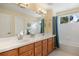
59,22,79,46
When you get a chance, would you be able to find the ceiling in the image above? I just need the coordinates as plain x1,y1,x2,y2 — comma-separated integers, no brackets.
38,3,79,13
52,3,79,13
0,3,79,16
0,3,42,17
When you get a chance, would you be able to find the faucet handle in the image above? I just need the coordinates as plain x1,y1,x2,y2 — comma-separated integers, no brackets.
17,34,23,40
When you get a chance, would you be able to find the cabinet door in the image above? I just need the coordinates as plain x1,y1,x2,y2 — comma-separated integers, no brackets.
42,39,48,56
35,46,42,56
35,41,42,47
35,41,42,56
48,37,53,54
19,43,34,54
19,50,34,56
0,49,18,56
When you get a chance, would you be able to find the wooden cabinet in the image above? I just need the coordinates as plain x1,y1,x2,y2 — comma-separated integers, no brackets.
0,49,18,56
0,37,55,56
42,39,48,56
19,50,34,56
35,41,42,47
19,43,34,54
35,41,42,56
47,37,54,54
19,43,34,56
35,46,42,56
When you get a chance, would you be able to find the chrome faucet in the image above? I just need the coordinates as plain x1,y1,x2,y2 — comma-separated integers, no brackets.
17,31,24,40
17,34,23,40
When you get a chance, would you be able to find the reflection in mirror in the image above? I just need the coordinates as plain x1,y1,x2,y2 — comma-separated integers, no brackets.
25,19,42,35
30,21,41,34
0,13,15,38
0,6,43,38
15,16,25,35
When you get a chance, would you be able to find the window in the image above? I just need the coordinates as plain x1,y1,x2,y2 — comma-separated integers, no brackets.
60,13,79,24
60,16,68,24
69,15,79,23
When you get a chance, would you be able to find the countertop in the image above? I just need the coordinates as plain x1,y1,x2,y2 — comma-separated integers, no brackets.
0,33,56,53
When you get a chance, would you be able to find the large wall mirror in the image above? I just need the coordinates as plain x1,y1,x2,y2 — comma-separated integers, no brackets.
0,3,44,38
0,13,43,38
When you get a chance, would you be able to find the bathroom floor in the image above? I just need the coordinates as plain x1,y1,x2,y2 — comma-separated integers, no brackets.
48,48,74,56
48,44,79,56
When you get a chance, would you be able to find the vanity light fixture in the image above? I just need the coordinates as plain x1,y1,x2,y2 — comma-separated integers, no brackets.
36,8,47,16
17,3,29,8
17,3,47,16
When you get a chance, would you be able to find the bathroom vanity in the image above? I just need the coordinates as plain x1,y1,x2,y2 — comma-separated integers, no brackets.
0,34,56,56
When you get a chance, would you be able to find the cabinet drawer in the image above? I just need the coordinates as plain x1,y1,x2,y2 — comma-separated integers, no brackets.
0,49,18,56
35,46,42,56
35,41,42,47
48,37,53,41
19,43,34,54
48,38,53,44
43,39,47,44
19,50,34,56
